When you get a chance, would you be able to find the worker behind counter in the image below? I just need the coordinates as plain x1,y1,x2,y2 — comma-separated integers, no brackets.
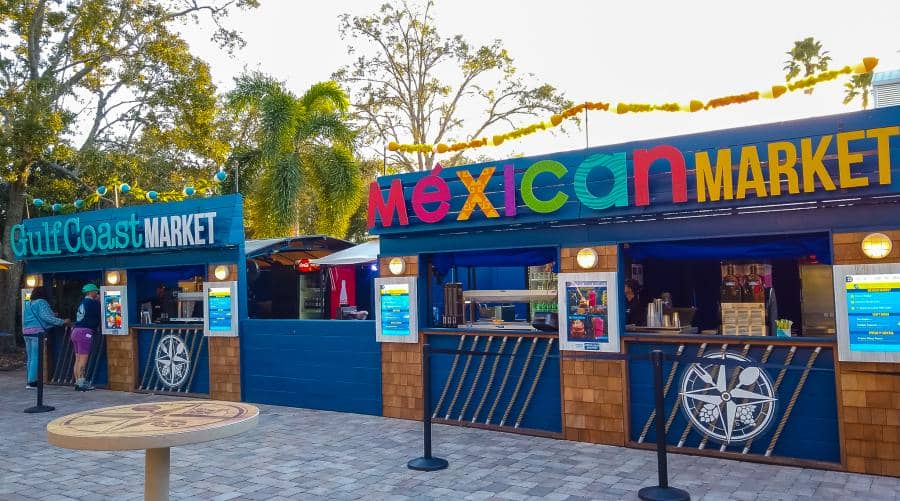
624,279,645,326
149,284,177,322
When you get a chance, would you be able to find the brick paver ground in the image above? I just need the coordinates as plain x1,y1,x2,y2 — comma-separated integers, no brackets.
1,369,898,500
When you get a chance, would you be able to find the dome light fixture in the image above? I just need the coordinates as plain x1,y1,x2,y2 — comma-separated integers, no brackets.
576,247,598,269
861,233,892,259
388,257,406,275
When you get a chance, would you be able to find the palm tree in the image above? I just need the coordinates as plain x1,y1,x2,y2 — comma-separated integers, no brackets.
226,73,363,238
843,72,874,109
783,38,831,94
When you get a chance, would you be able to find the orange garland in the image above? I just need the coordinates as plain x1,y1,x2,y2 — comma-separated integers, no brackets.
387,57,879,156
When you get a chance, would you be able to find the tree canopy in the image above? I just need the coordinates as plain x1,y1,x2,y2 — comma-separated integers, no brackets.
333,1,572,171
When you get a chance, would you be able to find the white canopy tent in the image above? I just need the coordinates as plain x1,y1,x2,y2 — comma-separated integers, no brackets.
310,240,379,266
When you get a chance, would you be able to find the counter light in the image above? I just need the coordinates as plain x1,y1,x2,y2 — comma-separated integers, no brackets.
861,233,892,259
213,265,230,280
388,257,406,275
25,275,39,288
576,248,598,269
105,270,121,285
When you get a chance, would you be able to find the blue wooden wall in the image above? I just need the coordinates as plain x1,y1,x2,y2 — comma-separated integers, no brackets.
240,319,382,415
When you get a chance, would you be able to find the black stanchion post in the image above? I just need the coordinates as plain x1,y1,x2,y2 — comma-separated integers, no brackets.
638,350,688,501
408,343,448,471
25,332,55,414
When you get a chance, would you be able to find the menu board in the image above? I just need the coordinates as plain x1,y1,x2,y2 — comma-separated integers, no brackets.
845,274,900,353
564,281,608,343
375,277,418,343
100,286,128,335
204,281,238,337
558,272,620,352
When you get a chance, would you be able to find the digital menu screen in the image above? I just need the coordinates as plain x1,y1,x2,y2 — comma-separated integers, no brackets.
208,286,233,332
564,280,608,343
845,274,900,352
103,290,124,331
379,283,411,337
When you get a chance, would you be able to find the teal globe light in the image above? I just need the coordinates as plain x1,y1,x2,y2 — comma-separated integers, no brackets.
215,170,228,182
74,199,85,209
147,191,159,201
96,185,107,196
52,203,62,212
33,198,44,207
120,183,131,194
183,186,196,196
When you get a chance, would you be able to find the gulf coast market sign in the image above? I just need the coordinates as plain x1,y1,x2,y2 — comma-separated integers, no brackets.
10,194,243,260
367,107,900,233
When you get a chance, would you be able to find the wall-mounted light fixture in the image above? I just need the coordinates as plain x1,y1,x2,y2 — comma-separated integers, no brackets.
214,265,231,281
861,233,893,259
388,257,406,275
576,248,598,269
105,270,121,285
25,275,40,288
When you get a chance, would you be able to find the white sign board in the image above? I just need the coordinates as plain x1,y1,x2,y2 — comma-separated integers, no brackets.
100,285,129,335
558,272,620,352
374,277,418,343
203,281,238,337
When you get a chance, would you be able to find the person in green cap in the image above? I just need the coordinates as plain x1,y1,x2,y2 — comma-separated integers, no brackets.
71,283,101,391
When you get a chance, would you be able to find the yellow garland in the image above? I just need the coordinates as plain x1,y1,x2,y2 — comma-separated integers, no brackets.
387,57,879,155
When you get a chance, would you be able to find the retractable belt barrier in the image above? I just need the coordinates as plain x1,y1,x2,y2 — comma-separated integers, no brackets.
412,343,835,500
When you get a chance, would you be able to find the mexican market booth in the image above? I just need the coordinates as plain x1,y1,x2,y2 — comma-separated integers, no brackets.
11,194,245,400
369,106,900,476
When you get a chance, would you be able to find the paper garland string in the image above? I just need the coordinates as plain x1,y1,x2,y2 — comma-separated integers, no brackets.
388,57,879,155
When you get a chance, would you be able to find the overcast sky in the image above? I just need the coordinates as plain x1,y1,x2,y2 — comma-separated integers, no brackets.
181,0,900,160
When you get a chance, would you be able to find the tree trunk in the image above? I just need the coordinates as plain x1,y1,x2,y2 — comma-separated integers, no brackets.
0,181,27,349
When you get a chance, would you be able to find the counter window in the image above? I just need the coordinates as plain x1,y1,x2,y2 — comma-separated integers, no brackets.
622,232,835,338
424,247,559,332
130,265,207,324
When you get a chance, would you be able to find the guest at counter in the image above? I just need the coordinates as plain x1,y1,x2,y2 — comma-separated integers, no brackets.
624,279,645,326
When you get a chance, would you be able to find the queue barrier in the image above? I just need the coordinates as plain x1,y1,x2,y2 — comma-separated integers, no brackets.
413,344,838,499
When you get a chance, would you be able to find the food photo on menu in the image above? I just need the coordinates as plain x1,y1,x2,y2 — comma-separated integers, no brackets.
566,281,608,342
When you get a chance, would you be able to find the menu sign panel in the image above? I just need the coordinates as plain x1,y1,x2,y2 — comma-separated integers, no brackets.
558,272,620,352
375,277,418,343
100,286,128,335
845,274,900,353
203,281,238,337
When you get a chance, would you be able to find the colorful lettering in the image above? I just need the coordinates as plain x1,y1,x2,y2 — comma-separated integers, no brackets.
504,164,517,216
521,160,569,213
367,179,409,228
695,149,734,202
736,145,767,199
767,141,800,196
800,135,836,192
457,167,499,221
411,165,450,223
836,130,868,189
866,126,899,185
633,145,688,207
573,153,629,210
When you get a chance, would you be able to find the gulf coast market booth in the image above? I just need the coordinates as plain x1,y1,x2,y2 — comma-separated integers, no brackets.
11,194,382,414
368,105,900,477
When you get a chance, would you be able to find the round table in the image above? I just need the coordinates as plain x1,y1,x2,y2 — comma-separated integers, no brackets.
47,401,259,501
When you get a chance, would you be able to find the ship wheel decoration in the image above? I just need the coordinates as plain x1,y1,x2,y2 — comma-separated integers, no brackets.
155,334,190,388
679,351,777,444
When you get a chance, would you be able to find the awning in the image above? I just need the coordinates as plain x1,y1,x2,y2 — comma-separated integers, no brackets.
0,258,11,271
312,240,379,266
245,235,354,267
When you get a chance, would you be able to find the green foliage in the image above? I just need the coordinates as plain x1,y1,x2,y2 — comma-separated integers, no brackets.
226,73,363,238
334,0,572,172
783,37,831,95
843,72,873,109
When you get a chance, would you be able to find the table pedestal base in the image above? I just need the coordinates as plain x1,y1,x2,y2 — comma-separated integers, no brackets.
145,447,170,501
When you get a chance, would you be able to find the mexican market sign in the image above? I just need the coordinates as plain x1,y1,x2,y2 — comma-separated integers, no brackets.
367,106,900,234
